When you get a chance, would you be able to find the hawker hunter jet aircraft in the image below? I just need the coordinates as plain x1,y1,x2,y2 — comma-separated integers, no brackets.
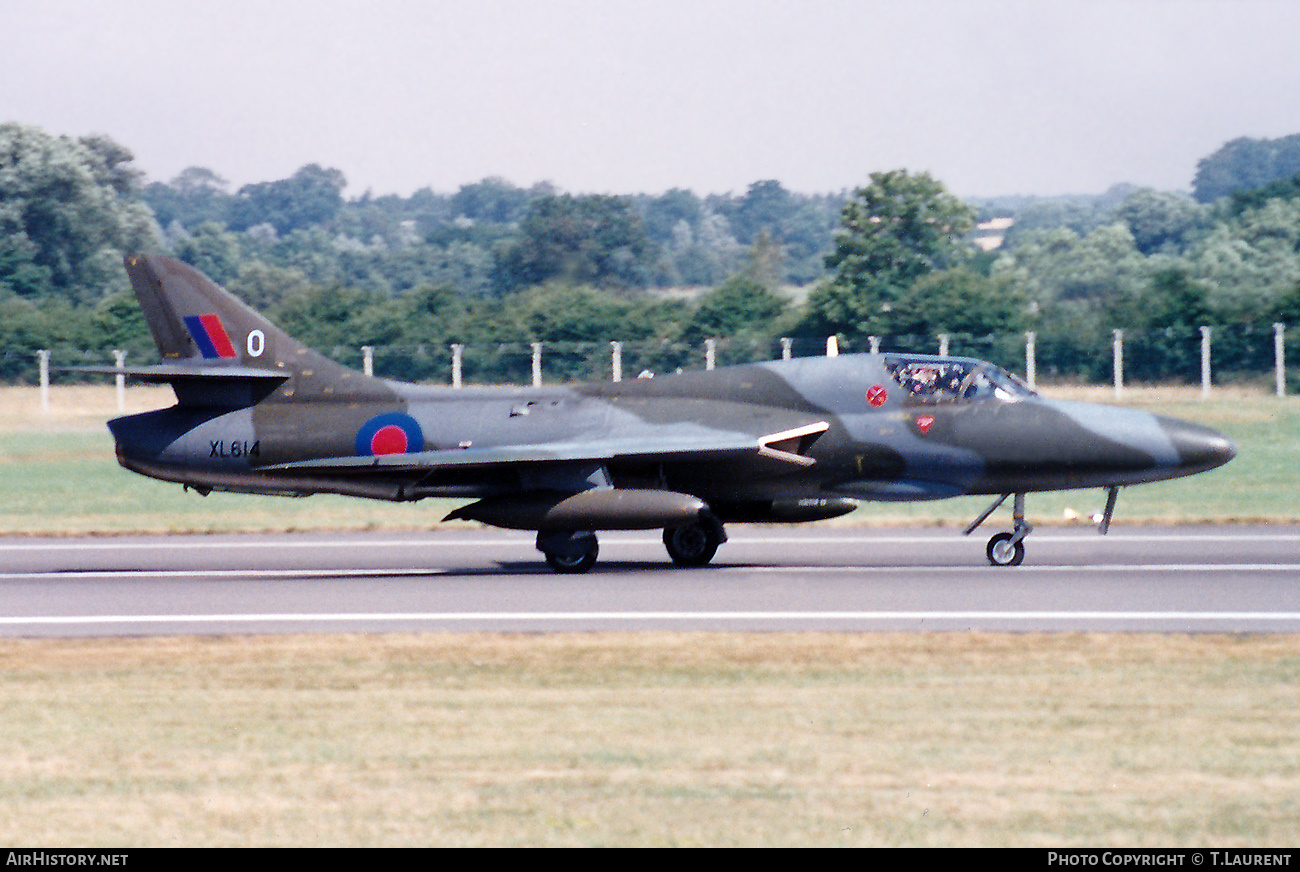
91,254,1235,572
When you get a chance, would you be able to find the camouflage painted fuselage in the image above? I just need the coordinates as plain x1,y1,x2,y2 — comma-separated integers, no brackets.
110,349,1233,514
101,255,1234,565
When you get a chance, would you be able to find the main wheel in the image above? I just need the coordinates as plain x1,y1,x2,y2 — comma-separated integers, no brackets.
986,531,1025,567
541,533,599,573
663,519,721,567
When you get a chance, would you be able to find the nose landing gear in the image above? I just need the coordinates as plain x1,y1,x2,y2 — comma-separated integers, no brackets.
967,493,1032,567
965,486,1120,566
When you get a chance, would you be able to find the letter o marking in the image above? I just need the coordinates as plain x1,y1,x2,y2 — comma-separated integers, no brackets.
247,329,265,357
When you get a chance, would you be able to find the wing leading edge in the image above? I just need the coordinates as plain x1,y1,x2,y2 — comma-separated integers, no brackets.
264,421,831,474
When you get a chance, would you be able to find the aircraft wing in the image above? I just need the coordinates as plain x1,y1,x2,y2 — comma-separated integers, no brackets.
264,421,830,473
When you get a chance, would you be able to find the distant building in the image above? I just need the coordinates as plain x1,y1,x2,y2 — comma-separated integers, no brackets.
973,216,1014,251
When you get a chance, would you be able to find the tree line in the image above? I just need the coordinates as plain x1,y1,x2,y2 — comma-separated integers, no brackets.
4,120,1300,386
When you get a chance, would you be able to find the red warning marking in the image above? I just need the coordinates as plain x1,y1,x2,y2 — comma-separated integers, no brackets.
370,424,409,455
916,415,935,435
866,384,888,407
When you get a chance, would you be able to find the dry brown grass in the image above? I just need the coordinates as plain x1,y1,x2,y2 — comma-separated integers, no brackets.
1,632,1297,847
0,385,173,432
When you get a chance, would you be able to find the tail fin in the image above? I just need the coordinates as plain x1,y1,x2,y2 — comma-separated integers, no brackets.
122,253,392,404
126,253,318,371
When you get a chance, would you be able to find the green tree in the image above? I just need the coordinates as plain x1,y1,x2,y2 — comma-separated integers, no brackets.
666,208,744,287
729,180,797,245
0,235,51,297
142,167,233,230
0,122,162,300
1228,173,1300,216
780,199,839,285
225,261,313,311
228,164,347,235
805,169,976,339
1193,134,1300,203
172,222,245,287
637,188,702,244
88,290,154,355
1183,198,1300,315
1116,188,1209,255
451,177,533,224
681,275,788,344
890,268,1027,339
991,223,1149,310
493,194,654,292
271,284,386,351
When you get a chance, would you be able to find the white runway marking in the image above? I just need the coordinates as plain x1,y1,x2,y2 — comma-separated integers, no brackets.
4,563,1300,581
0,568,449,580
4,611,1300,628
2,530,1300,553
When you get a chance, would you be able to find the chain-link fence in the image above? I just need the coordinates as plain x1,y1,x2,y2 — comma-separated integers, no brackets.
13,323,1300,394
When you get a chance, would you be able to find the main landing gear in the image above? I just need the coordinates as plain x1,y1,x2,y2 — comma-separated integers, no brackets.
965,487,1120,566
663,514,726,567
537,530,599,574
536,514,727,573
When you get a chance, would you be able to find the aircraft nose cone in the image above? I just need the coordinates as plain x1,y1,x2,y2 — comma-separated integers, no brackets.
1160,417,1236,473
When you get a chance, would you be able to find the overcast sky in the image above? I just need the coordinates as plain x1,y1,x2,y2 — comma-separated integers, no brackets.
6,0,1300,199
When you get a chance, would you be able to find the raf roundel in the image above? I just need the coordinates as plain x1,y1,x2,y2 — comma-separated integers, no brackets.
355,413,424,457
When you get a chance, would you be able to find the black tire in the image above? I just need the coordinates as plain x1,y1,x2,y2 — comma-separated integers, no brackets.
663,520,721,567
986,531,1025,567
538,532,598,571
543,536,599,573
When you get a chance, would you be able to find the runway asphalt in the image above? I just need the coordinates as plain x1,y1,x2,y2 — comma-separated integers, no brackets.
1,524,1298,636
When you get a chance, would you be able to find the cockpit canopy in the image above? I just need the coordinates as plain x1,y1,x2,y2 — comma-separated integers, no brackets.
884,356,1035,404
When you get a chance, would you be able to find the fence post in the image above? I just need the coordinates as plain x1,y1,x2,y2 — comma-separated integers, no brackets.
38,350,50,413
531,342,542,387
868,335,880,354
826,336,838,357
705,338,716,370
361,345,373,377
610,341,622,382
451,343,463,389
1275,323,1286,397
938,334,949,358
113,350,127,412
1112,330,1124,400
1200,326,1212,399
1024,331,1037,390
780,337,792,360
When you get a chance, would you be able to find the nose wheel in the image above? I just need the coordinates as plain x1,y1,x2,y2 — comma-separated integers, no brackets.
966,493,1032,567
986,529,1026,566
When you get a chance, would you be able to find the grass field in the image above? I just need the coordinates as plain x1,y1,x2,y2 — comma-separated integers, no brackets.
1,384,1298,846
